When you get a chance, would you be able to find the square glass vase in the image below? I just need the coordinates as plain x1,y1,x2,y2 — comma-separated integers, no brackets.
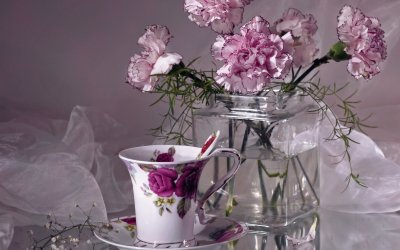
193,90,320,231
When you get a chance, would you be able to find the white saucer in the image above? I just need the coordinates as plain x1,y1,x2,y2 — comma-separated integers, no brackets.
94,215,248,250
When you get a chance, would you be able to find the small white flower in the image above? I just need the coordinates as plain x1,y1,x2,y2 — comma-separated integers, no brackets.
50,244,58,250
51,237,56,243
70,237,80,243
86,239,91,244
44,223,51,229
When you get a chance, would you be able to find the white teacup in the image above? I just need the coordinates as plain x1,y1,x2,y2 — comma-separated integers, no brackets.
119,145,241,246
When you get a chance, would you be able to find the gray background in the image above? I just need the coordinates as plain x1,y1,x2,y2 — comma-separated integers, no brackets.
1,0,400,145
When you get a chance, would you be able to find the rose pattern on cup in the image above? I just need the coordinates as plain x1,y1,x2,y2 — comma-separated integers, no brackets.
148,167,178,197
151,146,176,162
175,161,204,199
175,161,205,218
136,147,207,219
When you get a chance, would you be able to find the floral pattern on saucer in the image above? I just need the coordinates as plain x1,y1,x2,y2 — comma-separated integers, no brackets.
94,215,248,250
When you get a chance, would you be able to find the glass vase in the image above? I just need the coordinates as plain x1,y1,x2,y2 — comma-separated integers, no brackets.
193,90,320,231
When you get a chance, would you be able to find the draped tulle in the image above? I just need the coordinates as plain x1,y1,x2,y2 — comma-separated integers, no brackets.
0,106,134,249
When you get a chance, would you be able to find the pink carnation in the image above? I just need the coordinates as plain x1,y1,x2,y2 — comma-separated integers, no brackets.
211,16,293,93
184,0,252,34
273,8,319,67
337,5,387,79
126,25,182,91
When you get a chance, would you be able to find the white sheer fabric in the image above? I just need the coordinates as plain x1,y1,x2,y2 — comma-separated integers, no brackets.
0,106,133,249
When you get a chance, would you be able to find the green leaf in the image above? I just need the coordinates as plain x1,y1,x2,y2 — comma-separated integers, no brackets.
138,164,156,172
165,207,172,213
177,198,191,219
328,41,352,62
225,204,233,217
159,207,164,216
270,183,282,207
175,164,185,174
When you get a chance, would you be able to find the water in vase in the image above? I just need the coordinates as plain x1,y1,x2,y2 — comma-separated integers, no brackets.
193,97,320,230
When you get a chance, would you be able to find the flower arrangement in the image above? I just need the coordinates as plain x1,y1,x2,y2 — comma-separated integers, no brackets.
126,2,387,187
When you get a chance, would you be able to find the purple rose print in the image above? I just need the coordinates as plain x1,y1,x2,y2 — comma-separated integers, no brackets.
152,146,175,162
156,153,174,162
210,224,243,243
175,161,205,199
121,217,136,225
148,168,178,197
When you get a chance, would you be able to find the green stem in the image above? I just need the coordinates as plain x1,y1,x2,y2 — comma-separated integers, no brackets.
279,160,289,202
240,124,251,153
257,161,268,214
291,55,331,87
295,156,320,205
225,119,236,216
292,158,306,205
173,62,223,94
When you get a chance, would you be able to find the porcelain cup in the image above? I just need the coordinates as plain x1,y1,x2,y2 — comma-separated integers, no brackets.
119,145,241,246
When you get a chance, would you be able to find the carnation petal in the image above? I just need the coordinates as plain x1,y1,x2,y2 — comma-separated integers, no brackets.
220,36,243,59
184,0,251,33
241,74,266,92
241,16,270,35
127,54,155,91
138,25,172,54
188,13,208,27
211,35,226,60
184,0,203,11
293,39,319,67
338,5,354,27
211,18,235,35
151,53,182,75
228,7,244,25
229,0,251,8
337,5,386,80
213,15,293,94
216,64,232,76
272,8,318,66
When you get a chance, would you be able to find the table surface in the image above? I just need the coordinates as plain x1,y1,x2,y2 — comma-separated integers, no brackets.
88,208,400,250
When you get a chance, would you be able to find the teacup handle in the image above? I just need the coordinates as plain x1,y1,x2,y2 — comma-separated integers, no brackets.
196,148,241,224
